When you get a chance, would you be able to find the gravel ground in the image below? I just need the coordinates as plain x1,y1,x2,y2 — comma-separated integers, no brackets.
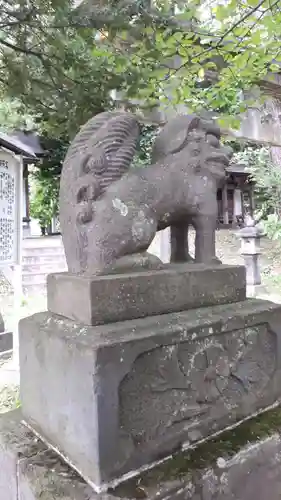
0,383,19,413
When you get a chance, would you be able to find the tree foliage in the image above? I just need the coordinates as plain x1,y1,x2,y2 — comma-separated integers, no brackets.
0,0,117,138
232,145,281,215
73,0,281,127
0,0,281,136
29,176,59,232
1,0,281,232
0,98,37,132
232,145,281,239
132,124,158,167
29,136,68,231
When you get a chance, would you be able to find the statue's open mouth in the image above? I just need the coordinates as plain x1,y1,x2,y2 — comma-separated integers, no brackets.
208,154,230,168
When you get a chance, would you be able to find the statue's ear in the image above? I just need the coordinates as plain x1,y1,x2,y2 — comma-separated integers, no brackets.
151,115,201,162
164,128,189,155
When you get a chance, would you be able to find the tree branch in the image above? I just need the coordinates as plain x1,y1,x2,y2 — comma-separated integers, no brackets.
0,37,45,58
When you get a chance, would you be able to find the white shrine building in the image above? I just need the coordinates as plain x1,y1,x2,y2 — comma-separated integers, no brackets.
0,131,45,240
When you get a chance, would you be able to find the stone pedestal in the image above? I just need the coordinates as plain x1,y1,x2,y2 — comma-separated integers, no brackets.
47,264,246,325
19,264,281,492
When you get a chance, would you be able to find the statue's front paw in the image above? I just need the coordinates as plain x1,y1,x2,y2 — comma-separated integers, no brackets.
170,253,194,264
195,256,222,265
210,256,222,265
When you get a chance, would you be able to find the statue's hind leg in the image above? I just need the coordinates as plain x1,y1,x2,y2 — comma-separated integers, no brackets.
170,223,194,263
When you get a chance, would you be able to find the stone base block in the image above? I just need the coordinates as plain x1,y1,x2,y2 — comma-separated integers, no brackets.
0,330,13,354
0,410,95,500
0,310,13,355
3,408,281,499
47,264,246,325
0,312,4,333
20,298,281,491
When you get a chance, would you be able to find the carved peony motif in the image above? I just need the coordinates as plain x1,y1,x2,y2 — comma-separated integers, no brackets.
119,325,277,447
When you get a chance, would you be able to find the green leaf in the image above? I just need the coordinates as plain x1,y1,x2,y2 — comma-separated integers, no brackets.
250,31,261,45
213,3,232,21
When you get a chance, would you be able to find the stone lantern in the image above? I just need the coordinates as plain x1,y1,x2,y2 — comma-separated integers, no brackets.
237,215,264,292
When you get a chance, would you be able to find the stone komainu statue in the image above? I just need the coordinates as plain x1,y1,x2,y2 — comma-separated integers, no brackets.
59,111,232,275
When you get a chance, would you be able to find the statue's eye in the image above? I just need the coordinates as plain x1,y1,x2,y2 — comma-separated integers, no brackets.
190,130,202,142
207,134,220,147
192,147,201,155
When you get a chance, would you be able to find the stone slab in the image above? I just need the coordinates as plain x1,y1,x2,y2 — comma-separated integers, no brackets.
0,409,95,500
47,264,246,325
3,408,281,499
20,298,281,491
0,331,13,353
0,313,4,333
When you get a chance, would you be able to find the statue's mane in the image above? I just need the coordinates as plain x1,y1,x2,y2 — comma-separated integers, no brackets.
62,111,140,199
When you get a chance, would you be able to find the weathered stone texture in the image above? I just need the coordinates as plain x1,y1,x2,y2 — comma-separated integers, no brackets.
2,409,281,499
0,410,96,500
126,431,281,500
197,435,281,500
0,330,13,353
47,264,246,325
119,322,276,450
0,313,12,354
19,298,281,491
0,312,4,333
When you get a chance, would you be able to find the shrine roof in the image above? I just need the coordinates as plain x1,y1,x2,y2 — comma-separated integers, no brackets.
0,131,45,159
226,163,248,174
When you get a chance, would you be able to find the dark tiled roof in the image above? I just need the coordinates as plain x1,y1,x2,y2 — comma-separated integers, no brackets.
227,163,249,174
10,131,45,156
0,131,45,159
